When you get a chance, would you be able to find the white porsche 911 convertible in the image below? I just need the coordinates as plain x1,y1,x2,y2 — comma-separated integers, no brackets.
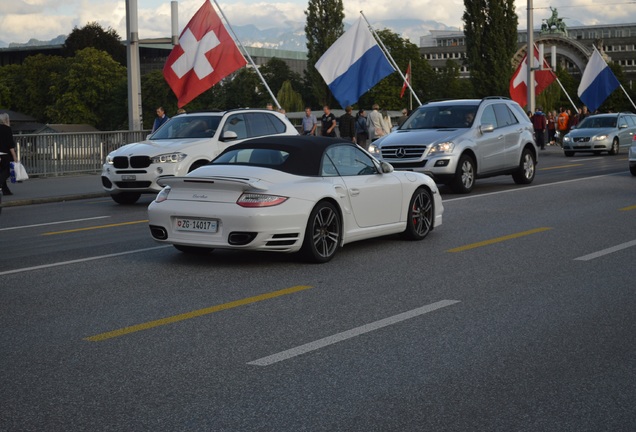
148,136,443,263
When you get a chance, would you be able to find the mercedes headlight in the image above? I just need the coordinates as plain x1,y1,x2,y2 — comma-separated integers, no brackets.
151,152,187,164
428,142,455,155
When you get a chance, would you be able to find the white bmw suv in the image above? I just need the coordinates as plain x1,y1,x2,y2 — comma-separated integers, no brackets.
369,98,537,193
102,109,298,204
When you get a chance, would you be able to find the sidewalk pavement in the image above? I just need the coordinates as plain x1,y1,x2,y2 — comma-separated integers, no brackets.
1,173,109,207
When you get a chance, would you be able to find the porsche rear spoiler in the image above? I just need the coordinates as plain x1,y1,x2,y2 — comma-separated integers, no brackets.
157,176,269,192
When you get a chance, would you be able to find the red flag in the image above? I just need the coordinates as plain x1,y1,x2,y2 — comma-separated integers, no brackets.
509,45,556,108
163,0,247,107
400,62,411,98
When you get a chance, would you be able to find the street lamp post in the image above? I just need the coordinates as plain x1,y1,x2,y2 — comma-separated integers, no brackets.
527,0,535,113
126,0,143,131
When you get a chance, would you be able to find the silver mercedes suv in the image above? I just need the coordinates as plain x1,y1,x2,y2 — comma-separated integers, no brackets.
368,97,537,193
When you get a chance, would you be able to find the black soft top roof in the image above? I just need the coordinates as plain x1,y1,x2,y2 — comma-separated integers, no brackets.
214,135,359,176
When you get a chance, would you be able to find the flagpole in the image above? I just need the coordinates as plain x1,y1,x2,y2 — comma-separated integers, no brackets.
360,11,422,107
620,84,636,111
211,0,281,109
554,76,578,112
409,60,413,111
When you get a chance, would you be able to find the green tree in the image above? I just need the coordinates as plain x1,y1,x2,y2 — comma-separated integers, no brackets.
141,70,178,129
463,0,518,97
259,58,302,100
223,68,263,109
64,22,126,65
304,0,345,106
430,60,475,101
10,54,66,122
0,64,21,110
47,47,127,129
277,80,304,112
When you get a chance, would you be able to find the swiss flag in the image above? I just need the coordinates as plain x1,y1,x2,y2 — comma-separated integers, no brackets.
509,45,556,108
163,0,247,107
400,62,411,98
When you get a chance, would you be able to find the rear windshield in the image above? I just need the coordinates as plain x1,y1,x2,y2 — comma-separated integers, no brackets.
151,116,222,139
401,105,479,130
213,149,290,167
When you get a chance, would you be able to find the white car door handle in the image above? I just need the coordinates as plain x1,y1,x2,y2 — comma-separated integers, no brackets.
349,188,360,196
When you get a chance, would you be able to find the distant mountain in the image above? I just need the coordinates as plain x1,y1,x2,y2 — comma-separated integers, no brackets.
8,35,66,48
231,18,457,52
0,19,455,52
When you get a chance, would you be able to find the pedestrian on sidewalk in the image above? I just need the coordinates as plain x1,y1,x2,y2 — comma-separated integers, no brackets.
0,113,18,196
152,107,169,133
531,107,547,150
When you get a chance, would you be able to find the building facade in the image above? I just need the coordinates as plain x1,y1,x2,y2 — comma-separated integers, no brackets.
420,23,636,88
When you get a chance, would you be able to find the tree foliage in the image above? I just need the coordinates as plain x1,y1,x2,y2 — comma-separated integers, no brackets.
463,0,518,97
64,22,126,65
304,0,345,107
46,48,127,130
277,80,304,112
11,55,66,122
258,57,302,101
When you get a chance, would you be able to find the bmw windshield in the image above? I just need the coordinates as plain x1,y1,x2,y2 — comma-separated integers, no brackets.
151,116,222,139
401,104,479,130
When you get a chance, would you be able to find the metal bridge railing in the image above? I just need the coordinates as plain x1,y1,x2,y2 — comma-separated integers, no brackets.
14,130,150,177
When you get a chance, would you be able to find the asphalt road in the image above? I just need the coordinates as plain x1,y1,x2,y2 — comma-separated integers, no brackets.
1,150,635,431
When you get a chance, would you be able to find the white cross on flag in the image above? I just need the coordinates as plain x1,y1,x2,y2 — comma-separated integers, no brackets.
163,0,246,107
509,45,556,108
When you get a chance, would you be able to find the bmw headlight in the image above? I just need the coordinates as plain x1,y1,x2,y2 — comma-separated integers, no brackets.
428,142,455,155
563,136,571,142
594,135,608,141
151,152,187,164
105,153,115,164
368,144,380,155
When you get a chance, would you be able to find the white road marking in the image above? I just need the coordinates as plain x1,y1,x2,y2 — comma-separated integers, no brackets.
0,216,110,231
0,246,171,277
247,300,460,366
574,239,636,261
444,173,619,202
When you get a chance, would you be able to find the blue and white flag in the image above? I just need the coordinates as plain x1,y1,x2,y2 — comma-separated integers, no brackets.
315,17,395,108
577,48,620,113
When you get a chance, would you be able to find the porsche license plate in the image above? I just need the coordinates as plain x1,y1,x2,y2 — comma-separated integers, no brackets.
175,218,218,233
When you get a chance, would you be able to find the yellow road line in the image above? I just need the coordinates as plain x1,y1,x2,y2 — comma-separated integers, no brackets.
447,227,553,253
84,285,314,342
42,220,149,236
539,164,583,171
620,205,636,211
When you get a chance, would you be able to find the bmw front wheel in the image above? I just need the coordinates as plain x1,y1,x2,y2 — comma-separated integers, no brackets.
300,201,341,263
403,187,433,240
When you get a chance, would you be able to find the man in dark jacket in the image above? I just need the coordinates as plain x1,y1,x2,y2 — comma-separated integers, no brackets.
531,107,547,150
338,106,356,143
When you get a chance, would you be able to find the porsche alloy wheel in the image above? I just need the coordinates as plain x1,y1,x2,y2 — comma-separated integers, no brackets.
301,201,341,263
403,187,433,240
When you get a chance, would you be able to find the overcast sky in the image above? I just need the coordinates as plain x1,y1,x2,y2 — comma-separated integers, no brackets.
1,0,633,45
